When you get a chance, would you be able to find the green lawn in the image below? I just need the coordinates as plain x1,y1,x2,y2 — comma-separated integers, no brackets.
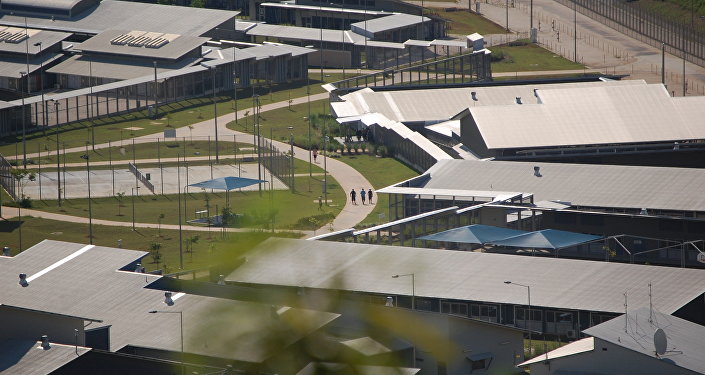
0,216,297,272
29,173,344,230
490,41,584,72
336,154,419,227
428,7,506,35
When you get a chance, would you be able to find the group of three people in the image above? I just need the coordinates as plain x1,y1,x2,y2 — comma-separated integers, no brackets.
350,188,373,205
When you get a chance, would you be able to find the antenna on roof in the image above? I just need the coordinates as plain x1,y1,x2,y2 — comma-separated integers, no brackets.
649,282,653,324
654,328,667,356
623,291,628,333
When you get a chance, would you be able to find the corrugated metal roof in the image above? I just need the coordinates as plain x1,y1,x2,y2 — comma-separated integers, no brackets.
0,240,339,363
338,80,641,123
468,83,705,149
0,52,62,78
76,30,209,60
583,308,705,374
404,159,705,212
0,28,71,54
226,238,705,314
350,14,430,34
0,339,90,375
0,0,237,36
246,23,362,44
46,54,200,81
519,337,594,366
259,2,392,16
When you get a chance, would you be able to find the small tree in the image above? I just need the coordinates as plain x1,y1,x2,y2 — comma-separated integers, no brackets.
11,169,36,207
149,242,162,266
115,192,126,216
188,125,194,145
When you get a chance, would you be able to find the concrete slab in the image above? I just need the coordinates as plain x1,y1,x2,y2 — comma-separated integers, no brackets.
23,164,286,199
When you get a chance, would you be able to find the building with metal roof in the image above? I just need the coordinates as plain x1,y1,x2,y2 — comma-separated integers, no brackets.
350,13,431,41
0,339,90,375
377,158,705,240
521,308,705,375
226,238,705,337
0,0,97,18
0,27,70,91
0,0,238,37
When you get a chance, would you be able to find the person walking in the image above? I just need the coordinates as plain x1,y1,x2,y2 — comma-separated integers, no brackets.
313,148,318,163
360,188,366,205
350,189,357,205
368,188,373,204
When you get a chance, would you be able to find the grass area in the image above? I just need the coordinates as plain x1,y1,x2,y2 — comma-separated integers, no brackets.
0,73,351,159
28,173,344,230
490,40,584,73
336,154,419,227
0,216,297,272
428,7,506,35
228,98,341,151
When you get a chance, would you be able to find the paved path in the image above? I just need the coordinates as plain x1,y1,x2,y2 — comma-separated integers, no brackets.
9,91,376,236
410,0,705,95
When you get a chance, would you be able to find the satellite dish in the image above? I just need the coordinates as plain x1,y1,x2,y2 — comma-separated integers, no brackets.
654,328,667,355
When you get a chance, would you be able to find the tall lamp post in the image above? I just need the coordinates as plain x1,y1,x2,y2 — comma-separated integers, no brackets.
81,154,93,244
288,126,295,192
131,186,140,230
149,310,184,375
504,281,532,357
201,63,220,162
50,99,61,206
392,273,415,310
530,0,533,31
304,45,314,192
19,71,27,168
34,41,48,127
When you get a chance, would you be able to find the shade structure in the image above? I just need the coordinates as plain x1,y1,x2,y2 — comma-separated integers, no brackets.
188,176,267,191
490,229,602,250
418,224,529,244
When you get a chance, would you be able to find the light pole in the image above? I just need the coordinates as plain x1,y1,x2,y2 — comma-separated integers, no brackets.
505,0,509,32
34,41,48,127
253,94,262,196
504,281,531,357
19,71,27,168
573,1,577,63
201,64,220,162
81,154,93,244
288,126,295,192
392,273,415,310
149,310,184,375
305,45,314,192
50,99,61,206
88,56,95,149
153,61,159,119
177,153,183,270
530,0,533,31
131,186,139,230
323,131,328,205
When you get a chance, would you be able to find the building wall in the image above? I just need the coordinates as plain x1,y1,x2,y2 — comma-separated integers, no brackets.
0,306,86,346
527,338,701,375
459,114,492,158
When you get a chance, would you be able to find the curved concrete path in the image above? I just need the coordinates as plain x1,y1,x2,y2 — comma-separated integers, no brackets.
10,91,376,236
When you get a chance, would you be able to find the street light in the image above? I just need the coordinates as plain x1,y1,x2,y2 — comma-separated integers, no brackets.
81,154,93,244
288,126,295,192
149,309,184,375
200,63,220,162
50,99,61,206
392,273,415,310
19,71,27,168
177,154,183,270
34,41,48,127
504,281,532,357
304,45,314,192
131,186,140,230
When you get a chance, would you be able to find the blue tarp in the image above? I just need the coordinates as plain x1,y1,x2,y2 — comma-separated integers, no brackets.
490,229,602,250
188,176,267,191
418,224,529,244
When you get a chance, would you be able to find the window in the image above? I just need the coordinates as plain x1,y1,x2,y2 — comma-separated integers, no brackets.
470,304,498,322
515,307,542,321
441,302,468,317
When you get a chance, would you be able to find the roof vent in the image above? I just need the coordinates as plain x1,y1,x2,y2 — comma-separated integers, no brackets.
533,88,538,97
533,166,542,177
40,335,50,350
164,291,174,306
471,91,478,101
515,97,522,104
3,246,9,256
134,263,144,273
19,273,28,287
640,208,648,215
217,274,226,285
385,296,394,307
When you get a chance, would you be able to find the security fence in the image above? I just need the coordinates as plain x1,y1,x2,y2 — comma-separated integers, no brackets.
555,0,705,68
259,138,293,191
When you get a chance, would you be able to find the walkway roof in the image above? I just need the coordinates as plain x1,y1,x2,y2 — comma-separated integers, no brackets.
419,224,528,244
350,14,430,34
227,238,705,314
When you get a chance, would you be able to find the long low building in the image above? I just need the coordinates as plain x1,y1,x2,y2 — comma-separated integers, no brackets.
226,238,705,337
377,159,705,240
